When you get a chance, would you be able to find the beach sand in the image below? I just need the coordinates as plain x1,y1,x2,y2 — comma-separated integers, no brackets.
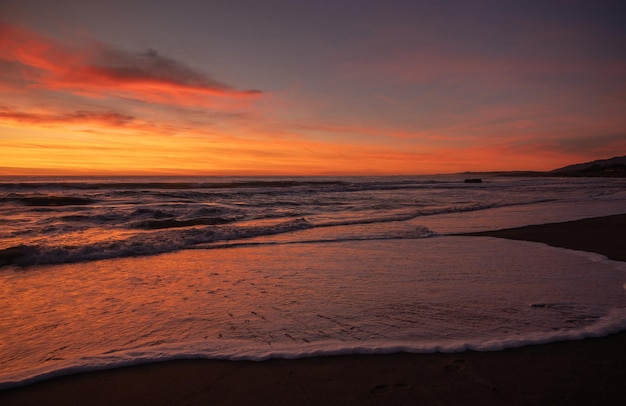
1,214,625,405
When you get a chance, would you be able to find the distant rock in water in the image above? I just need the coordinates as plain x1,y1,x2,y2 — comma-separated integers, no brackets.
464,178,482,183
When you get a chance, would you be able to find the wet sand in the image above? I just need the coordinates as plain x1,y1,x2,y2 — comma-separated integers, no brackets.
459,213,626,262
2,214,625,405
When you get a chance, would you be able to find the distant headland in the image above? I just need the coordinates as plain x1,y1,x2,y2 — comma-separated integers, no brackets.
459,156,626,178
548,155,626,177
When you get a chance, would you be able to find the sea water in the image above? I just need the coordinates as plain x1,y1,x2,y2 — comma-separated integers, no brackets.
1,175,625,388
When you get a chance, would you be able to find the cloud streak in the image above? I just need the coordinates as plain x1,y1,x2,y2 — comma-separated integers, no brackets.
0,108,134,127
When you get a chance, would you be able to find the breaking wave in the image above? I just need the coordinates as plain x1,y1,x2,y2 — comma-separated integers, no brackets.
1,218,315,267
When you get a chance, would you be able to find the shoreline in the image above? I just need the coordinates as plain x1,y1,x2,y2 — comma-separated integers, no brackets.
2,213,625,405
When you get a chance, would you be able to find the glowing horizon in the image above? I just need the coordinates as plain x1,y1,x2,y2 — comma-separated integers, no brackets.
1,2,625,176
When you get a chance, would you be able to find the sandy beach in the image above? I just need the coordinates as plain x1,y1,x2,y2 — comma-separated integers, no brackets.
1,214,625,405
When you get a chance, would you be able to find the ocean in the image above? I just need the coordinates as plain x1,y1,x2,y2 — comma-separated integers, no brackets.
1,175,626,388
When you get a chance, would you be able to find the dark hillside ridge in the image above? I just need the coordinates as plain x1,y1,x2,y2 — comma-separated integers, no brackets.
550,156,626,177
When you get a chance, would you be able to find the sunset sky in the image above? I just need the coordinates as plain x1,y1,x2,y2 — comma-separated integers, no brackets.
1,0,625,175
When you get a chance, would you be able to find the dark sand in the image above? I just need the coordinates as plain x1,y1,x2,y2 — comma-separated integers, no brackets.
2,214,625,405
459,213,626,262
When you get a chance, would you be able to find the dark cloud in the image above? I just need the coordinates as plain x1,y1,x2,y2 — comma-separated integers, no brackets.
84,45,261,94
89,46,229,91
0,106,135,126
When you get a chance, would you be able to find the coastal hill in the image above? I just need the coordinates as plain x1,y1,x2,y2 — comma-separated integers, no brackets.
459,156,626,178
549,155,626,177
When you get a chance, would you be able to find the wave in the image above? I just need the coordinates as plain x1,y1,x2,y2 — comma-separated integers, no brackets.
0,178,483,199
0,218,437,268
0,180,348,191
2,306,625,391
311,203,505,228
130,217,237,230
197,224,434,250
2,196,96,206
1,218,315,267
0,198,549,268
0,245,33,267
